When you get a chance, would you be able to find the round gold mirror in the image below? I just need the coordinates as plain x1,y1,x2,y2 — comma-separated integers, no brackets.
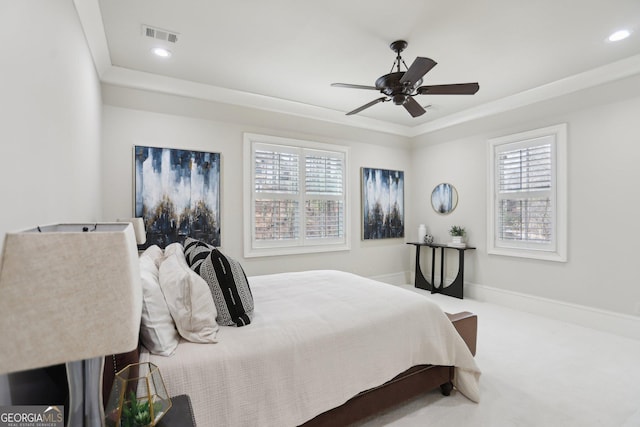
431,183,458,215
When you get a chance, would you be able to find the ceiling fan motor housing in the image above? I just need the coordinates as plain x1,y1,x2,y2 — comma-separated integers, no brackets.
376,72,422,105
392,94,407,105
376,73,422,98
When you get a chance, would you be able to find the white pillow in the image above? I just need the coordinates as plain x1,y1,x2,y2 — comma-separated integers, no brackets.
142,244,164,268
139,252,180,356
159,245,219,343
163,242,182,259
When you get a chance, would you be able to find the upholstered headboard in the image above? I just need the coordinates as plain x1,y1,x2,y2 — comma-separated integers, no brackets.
102,345,141,408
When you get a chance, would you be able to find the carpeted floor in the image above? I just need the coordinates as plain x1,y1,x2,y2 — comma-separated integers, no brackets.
353,286,640,427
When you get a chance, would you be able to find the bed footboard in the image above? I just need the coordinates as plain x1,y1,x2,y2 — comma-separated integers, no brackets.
301,311,477,427
446,311,477,356
301,365,452,427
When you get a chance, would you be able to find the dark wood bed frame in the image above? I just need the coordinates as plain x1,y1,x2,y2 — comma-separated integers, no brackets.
301,311,478,427
103,312,477,427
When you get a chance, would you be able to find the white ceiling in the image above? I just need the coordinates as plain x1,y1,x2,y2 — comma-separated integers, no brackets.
79,0,640,136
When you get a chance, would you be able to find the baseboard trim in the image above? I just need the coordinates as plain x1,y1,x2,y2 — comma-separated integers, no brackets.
465,281,640,341
369,271,410,286
375,271,640,340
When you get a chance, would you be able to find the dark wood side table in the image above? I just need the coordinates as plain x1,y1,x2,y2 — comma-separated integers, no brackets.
157,394,197,426
407,242,475,299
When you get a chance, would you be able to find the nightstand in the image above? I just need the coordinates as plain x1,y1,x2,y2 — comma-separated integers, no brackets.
157,395,196,427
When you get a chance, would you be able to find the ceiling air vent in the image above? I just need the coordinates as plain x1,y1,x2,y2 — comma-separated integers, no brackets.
142,25,179,43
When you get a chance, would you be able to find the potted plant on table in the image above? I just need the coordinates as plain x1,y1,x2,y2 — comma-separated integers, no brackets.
120,391,162,427
105,362,171,427
449,226,466,246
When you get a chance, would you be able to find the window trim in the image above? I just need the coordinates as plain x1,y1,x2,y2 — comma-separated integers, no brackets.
243,133,350,258
487,124,567,262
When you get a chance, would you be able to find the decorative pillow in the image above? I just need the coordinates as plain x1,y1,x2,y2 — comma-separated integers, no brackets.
163,242,184,259
159,243,219,343
142,244,164,268
184,238,254,327
138,250,180,356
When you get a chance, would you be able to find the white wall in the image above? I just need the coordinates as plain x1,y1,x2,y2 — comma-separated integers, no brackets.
0,0,102,244
101,75,640,319
0,0,103,404
410,75,640,317
101,85,413,279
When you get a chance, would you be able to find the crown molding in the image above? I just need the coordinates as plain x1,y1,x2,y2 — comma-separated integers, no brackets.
73,0,111,77
101,66,413,136
408,53,640,137
76,0,640,138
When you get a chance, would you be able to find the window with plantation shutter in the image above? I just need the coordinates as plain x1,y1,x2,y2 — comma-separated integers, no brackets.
305,153,344,240
244,134,349,257
488,124,567,262
254,149,300,241
497,143,552,244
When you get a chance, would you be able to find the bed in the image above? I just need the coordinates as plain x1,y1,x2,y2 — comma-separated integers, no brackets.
132,269,481,427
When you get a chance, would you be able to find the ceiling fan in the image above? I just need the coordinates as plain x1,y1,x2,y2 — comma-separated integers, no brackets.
331,40,479,117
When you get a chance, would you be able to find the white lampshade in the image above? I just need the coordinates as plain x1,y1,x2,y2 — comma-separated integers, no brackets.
0,223,142,375
117,217,147,245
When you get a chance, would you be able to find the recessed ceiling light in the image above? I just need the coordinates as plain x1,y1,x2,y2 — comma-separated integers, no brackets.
608,29,631,42
151,47,172,58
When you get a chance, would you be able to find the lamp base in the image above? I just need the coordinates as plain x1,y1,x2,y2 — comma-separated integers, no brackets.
66,357,105,427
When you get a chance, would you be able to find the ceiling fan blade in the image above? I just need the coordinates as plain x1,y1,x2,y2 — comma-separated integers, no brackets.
399,57,437,85
346,97,387,115
331,83,378,90
403,97,426,117
417,82,480,95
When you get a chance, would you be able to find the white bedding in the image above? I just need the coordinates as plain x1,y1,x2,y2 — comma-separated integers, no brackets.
142,270,481,427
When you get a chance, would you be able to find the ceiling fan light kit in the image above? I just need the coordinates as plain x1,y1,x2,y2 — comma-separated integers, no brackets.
332,40,479,117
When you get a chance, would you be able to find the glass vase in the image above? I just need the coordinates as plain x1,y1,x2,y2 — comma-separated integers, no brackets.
104,362,172,427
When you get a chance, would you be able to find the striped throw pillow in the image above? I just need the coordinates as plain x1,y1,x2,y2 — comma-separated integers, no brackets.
184,238,254,327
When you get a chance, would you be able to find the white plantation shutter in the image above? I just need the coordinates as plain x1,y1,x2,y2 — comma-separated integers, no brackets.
254,199,299,240
245,135,349,257
497,143,552,244
254,148,300,241
488,125,567,262
305,154,343,195
305,153,345,240
254,149,299,194
305,200,344,239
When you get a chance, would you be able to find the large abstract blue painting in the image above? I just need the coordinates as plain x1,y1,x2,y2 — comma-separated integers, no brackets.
362,167,404,240
135,146,221,248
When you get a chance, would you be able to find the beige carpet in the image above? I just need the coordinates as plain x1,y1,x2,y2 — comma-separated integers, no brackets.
354,286,640,427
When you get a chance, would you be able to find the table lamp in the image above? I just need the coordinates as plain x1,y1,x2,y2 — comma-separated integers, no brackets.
0,223,143,427
117,218,147,245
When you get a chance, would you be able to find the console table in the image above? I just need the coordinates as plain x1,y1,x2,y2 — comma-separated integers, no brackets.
407,242,475,299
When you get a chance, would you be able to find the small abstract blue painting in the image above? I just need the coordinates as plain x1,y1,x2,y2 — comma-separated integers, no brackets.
361,167,404,240
134,146,221,248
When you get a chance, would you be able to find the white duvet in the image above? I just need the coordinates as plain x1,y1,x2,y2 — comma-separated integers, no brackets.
142,270,480,427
